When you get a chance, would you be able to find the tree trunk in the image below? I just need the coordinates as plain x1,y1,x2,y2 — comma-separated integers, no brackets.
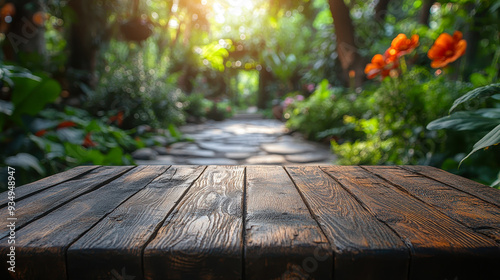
257,67,273,109
64,0,99,106
3,0,45,63
328,0,365,87
375,0,391,23
419,0,433,26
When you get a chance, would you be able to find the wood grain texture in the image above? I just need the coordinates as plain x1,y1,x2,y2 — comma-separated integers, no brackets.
67,165,205,280
0,165,99,207
0,165,167,280
0,166,133,240
322,166,500,280
402,165,500,207
144,166,244,280
364,166,500,243
245,166,332,280
286,166,409,280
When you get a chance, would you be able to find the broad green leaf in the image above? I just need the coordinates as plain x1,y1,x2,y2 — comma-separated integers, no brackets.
450,83,500,113
56,128,84,144
11,76,40,106
103,147,124,165
13,78,61,117
427,112,500,131
469,73,489,87
168,124,181,139
29,135,65,159
0,100,13,116
5,153,45,175
461,124,500,166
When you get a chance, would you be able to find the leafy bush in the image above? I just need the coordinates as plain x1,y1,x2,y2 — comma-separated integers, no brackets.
332,67,471,165
285,80,367,140
181,93,212,123
428,83,500,187
86,48,185,130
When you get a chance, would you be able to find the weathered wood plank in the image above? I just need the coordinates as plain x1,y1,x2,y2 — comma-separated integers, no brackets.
0,166,133,240
245,166,332,280
286,166,409,280
402,165,500,207
0,165,99,207
67,165,205,280
322,166,500,280
144,166,244,280
365,166,500,243
0,165,168,280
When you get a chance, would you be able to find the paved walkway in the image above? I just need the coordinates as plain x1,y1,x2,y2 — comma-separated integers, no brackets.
133,114,336,165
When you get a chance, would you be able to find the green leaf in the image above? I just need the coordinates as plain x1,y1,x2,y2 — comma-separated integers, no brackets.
450,83,500,113
103,147,124,165
11,77,40,106
13,78,61,117
0,100,14,116
5,153,45,175
29,135,65,159
56,128,84,144
64,143,105,165
469,73,489,87
168,124,182,139
427,111,500,131
461,124,500,166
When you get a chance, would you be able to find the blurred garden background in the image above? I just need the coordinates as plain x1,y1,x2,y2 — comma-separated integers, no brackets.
0,0,499,191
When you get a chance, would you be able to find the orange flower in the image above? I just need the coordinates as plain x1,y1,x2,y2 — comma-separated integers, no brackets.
1,3,15,17
364,54,398,80
32,11,48,26
109,111,124,126
82,133,97,148
390,34,419,56
56,121,77,130
427,31,467,68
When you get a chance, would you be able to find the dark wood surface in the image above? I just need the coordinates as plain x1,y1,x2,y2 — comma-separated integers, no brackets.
1,165,500,280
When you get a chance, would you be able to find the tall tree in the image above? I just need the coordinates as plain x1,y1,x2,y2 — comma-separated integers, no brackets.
2,0,45,63
64,0,115,105
328,0,365,86
419,0,433,26
375,0,391,23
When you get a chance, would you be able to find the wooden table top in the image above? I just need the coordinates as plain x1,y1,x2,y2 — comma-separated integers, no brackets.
1,165,500,280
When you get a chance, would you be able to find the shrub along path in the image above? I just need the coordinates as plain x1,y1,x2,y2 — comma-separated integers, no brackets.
132,114,336,165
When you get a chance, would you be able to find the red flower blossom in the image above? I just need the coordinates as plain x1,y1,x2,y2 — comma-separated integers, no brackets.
427,31,467,68
82,133,97,148
390,34,419,57
364,54,398,80
109,111,124,126
56,121,77,130
34,129,47,137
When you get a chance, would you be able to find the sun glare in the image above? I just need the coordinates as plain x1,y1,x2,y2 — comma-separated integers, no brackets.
210,0,257,24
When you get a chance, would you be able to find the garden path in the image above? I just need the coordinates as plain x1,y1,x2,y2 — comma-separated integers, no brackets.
133,113,336,165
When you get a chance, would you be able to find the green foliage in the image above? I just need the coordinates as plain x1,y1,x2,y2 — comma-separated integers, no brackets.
331,67,472,165
86,46,185,129
181,93,213,123
428,83,500,167
285,80,363,140
0,65,61,129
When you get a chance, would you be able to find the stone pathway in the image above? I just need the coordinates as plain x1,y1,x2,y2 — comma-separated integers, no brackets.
133,114,336,165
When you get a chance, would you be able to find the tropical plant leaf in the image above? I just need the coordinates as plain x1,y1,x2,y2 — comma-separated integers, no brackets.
5,153,45,175
13,78,61,118
461,124,500,166
0,100,13,116
427,111,500,131
450,83,500,113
